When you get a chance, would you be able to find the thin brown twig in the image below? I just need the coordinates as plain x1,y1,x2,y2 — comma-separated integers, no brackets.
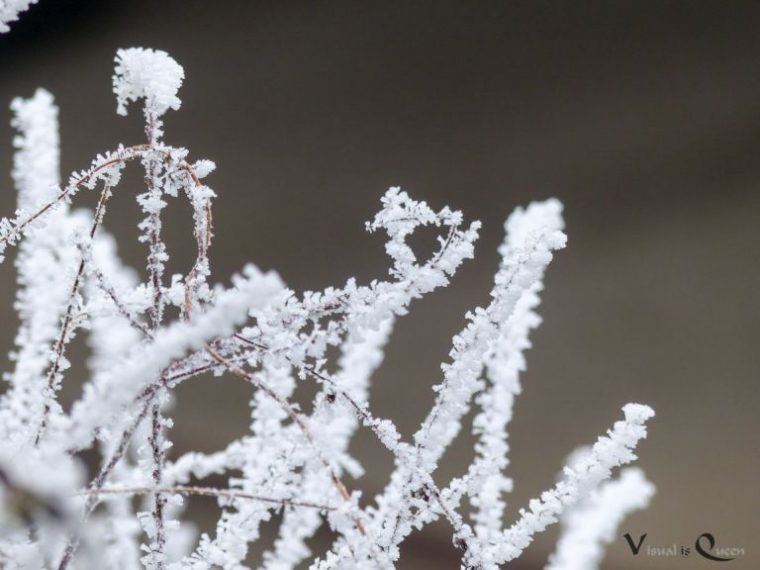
181,160,213,319
143,113,169,570
75,485,336,511
233,334,381,433
35,184,113,445
89,262,153,338
0,145,147,249
148,402,167,564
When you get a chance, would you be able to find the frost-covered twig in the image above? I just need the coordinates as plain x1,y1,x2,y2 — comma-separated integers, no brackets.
75,486,337,511
546,467,655,570
35,183,113,445
487,404,655,567
464,201,564,547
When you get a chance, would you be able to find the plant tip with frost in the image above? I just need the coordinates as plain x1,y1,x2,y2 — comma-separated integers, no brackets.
113,48,185,117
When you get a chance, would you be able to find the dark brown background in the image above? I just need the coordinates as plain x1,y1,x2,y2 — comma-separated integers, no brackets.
1,2,759,568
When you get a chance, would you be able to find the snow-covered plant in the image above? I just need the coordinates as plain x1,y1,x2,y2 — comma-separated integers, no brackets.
0,48,655,570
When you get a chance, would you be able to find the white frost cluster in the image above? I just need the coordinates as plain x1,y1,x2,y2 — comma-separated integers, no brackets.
0,48,656,570
113,48,185,117
0,0,36,33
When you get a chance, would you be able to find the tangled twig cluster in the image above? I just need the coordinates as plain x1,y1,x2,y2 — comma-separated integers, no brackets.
0,48,655,570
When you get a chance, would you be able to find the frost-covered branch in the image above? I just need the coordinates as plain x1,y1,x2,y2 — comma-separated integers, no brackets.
487,404,655,567
76,485,337,512
546,467,655,570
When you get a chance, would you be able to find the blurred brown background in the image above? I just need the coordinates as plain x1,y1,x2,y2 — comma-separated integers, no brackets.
1,1,759,568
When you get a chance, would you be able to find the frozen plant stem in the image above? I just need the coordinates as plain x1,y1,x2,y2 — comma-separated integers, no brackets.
0,48,656,570
74,485,337,511
144,106,169,570
35,184,112,445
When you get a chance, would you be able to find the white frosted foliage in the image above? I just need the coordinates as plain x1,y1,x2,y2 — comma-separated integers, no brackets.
0,47,656,570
